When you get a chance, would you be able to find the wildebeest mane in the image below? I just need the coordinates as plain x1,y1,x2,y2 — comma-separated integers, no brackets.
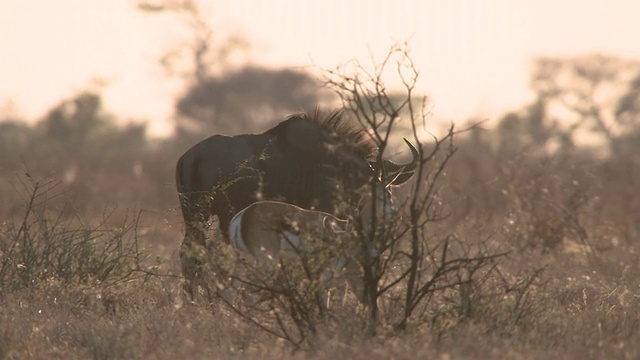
281,108,378,160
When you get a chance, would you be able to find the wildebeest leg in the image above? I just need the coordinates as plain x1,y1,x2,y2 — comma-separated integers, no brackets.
180,222,209,303
178,191,213,304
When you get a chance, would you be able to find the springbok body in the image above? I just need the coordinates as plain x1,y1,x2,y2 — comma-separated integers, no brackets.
229,201,349,265
227,201,366,306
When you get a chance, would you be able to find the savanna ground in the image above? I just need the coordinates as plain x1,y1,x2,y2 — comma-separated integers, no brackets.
1,49,640,359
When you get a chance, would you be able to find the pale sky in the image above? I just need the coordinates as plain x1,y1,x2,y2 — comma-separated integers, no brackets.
1,0,639,136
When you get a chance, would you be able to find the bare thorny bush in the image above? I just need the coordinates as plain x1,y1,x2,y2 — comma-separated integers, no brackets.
201,45,543,351
0,175,168,308
323,44,536,334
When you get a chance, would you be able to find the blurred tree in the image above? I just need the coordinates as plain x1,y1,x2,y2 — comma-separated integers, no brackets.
138,0,325,135
176,66,323,134
616,74,640,124
530,54,640,156
41,92,110,149
29,92,149,204
138,0,250,83
491,96,587,158
614,73,640,152
0,90,168,218
0,121,32,172
452,54,640,248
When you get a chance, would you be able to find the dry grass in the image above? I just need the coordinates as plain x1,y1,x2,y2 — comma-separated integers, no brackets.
2,257,638,360
1,175,639,360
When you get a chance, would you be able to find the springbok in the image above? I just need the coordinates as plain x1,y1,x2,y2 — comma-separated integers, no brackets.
226,200,374,308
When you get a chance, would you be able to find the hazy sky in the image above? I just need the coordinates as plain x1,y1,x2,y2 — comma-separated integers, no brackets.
1,0,639,135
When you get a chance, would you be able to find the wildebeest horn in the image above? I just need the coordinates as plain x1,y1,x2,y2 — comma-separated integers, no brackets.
381,138,419,185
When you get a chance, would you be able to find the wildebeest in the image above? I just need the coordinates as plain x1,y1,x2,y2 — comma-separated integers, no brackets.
176,109,418,301
227,200,365,308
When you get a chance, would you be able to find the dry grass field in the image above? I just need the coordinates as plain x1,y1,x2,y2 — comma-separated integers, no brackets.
1,146,638,360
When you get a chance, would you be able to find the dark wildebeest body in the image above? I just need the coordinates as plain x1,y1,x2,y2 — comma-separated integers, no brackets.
176,110,418,301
